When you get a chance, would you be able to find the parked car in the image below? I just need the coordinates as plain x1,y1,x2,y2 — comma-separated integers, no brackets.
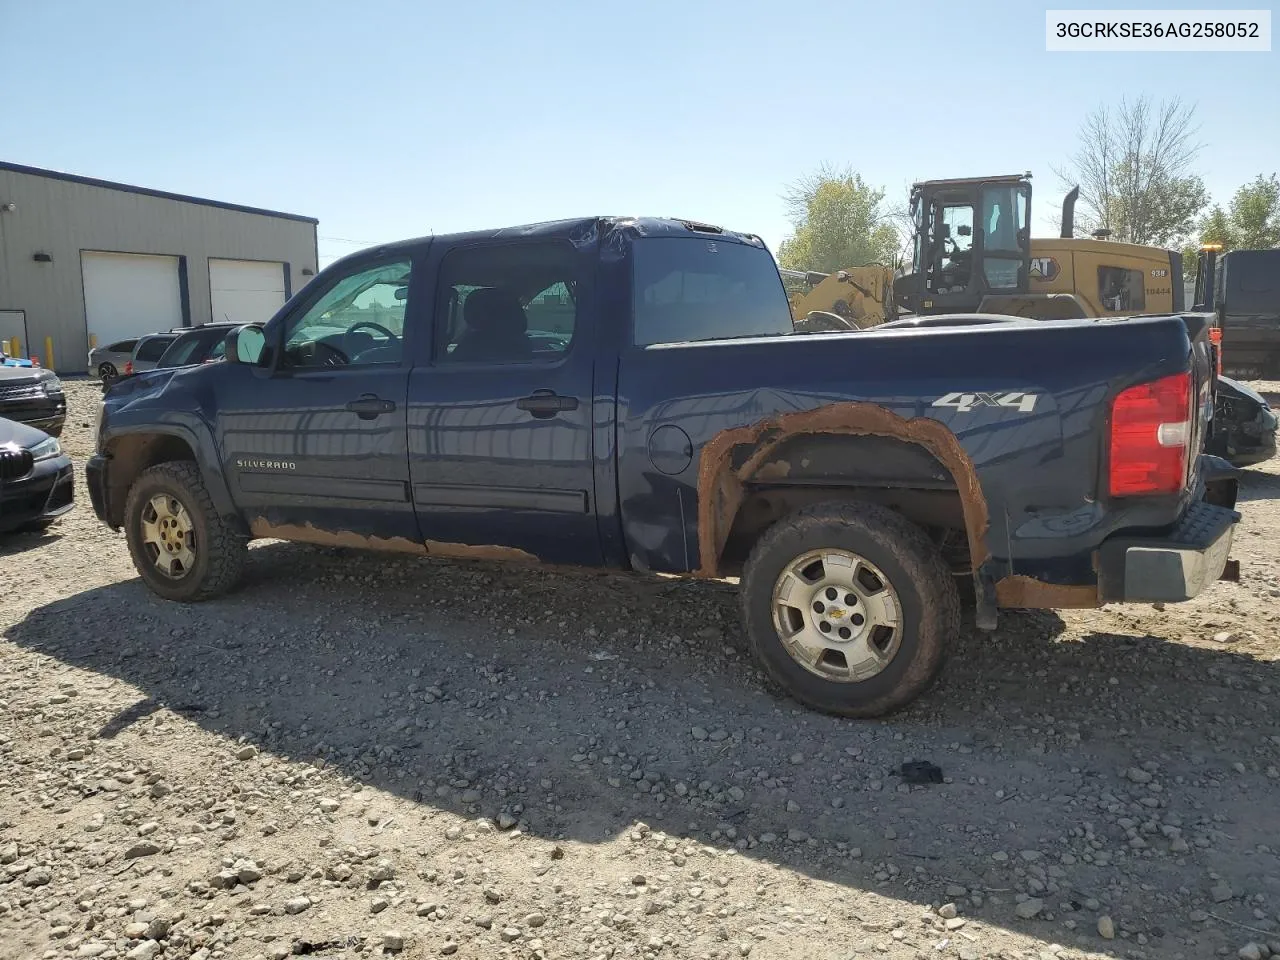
88,338,140,382
155,323,251,370
86,216,1240,718
0,416,74,533
0,364,66,436
122,333,180,378
1209,376,1277,467
1,341,34,367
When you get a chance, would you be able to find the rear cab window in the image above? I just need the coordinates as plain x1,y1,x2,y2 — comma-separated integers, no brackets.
632,237,793,346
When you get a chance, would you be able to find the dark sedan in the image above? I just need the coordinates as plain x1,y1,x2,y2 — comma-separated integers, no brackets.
0,416,74,533
0,366,66,436
1209,376,1277,467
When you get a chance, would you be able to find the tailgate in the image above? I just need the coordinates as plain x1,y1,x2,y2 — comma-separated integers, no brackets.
1181,313,1216,481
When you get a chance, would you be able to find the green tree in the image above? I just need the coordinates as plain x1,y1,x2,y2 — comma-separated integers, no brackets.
776,165,900,273
1199,205,1236,248
1055,95,1208,246
1226,173,1280,248
1179,176,1280,289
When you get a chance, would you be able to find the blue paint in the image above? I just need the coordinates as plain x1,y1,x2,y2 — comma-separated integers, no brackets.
86,216,1224,598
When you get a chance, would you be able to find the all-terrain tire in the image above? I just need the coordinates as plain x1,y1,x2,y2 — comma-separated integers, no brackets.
741,500,959,718
124,461,246,602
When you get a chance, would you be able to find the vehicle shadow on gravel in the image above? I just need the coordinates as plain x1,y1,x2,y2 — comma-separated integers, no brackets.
0,526,66,557
1237,466,1280,502
6,541,1277,956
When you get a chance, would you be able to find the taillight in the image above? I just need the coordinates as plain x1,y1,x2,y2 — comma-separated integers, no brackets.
1108,371,1193,497
1208,327,1223,376
124,360,133,374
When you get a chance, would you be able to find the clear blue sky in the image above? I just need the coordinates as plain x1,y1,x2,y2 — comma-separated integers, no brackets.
2,0,1276,267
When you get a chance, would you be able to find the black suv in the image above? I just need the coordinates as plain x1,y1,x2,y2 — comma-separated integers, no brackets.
0,366,66,436
155,323,248,370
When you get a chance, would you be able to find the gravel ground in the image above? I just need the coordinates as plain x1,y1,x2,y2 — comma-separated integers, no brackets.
2,380,1279,960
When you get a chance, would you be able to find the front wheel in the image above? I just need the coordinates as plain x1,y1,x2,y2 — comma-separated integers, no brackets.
741,501,959,717
124,461,246,602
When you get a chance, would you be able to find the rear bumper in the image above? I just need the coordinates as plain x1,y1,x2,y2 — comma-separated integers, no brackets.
1096,501,1239,603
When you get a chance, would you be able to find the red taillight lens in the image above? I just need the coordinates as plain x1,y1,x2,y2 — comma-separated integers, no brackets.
1108,371,1192,497
124,361,133,374
1208,327,1223,376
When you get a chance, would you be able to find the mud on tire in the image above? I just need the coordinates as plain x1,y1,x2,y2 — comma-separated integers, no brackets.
741,500,960,718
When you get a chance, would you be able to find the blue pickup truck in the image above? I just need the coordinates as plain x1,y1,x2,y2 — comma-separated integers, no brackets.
86,216,1240,717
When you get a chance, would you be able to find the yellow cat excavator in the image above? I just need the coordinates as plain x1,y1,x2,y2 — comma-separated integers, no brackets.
781,266,895,329
785,173,1185,328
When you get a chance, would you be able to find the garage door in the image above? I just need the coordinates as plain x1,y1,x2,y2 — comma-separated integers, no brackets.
0,310,26,355
209,259,287,326
82,252,183,347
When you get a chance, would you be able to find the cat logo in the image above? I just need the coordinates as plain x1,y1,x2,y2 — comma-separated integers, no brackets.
1029,257,1060,282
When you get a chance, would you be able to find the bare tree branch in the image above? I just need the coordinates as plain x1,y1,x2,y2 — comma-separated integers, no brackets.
1055,96,1206,246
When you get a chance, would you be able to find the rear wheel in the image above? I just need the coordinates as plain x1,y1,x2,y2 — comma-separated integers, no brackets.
98,362,117,382
741,501,959,717
124,461,246,601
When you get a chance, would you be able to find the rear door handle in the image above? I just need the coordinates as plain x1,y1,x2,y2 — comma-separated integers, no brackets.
346,394,396,420
517,390,579,419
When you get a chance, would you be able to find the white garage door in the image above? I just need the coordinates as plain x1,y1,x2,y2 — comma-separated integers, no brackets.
82,252,183,347
209,259,287,326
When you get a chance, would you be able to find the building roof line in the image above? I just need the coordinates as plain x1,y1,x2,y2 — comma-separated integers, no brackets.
0,160,319,225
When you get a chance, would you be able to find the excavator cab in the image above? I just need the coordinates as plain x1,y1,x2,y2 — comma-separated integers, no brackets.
896,174,1033,315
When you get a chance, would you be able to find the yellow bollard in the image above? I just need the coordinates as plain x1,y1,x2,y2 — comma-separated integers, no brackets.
45,336,55,371
89,333,98,350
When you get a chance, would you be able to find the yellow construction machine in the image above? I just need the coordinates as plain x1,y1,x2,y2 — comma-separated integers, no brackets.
781,266,895,330
785,173,1185,329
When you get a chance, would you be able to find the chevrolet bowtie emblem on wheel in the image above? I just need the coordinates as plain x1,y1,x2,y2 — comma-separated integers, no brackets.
828,608,846,619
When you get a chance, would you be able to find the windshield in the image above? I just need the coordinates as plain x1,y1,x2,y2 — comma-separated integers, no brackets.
632,238,792,346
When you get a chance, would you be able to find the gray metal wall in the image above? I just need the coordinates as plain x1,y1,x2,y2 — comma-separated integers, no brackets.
0,165,318,372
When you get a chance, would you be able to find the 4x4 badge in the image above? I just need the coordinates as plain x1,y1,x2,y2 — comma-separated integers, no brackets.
932,391,1039,414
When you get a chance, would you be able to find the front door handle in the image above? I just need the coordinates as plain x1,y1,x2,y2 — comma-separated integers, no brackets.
346,394,396,420
516,390,579,419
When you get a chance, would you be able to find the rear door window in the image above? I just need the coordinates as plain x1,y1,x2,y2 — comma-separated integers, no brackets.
435,242,578,364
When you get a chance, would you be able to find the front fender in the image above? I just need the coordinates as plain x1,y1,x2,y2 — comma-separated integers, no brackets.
100,409,241,532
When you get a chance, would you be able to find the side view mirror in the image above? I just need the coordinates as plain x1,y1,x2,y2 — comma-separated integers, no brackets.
224,325,267,366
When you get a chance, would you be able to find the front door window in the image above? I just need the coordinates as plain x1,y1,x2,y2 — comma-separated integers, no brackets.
283,260,411,368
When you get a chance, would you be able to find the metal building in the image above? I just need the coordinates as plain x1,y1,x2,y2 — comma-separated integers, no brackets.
0,160,318,372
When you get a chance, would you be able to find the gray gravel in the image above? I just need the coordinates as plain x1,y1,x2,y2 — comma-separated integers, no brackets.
1,379,1279,959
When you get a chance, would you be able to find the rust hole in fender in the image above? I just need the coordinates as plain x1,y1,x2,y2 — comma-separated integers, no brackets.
695,402,990,577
